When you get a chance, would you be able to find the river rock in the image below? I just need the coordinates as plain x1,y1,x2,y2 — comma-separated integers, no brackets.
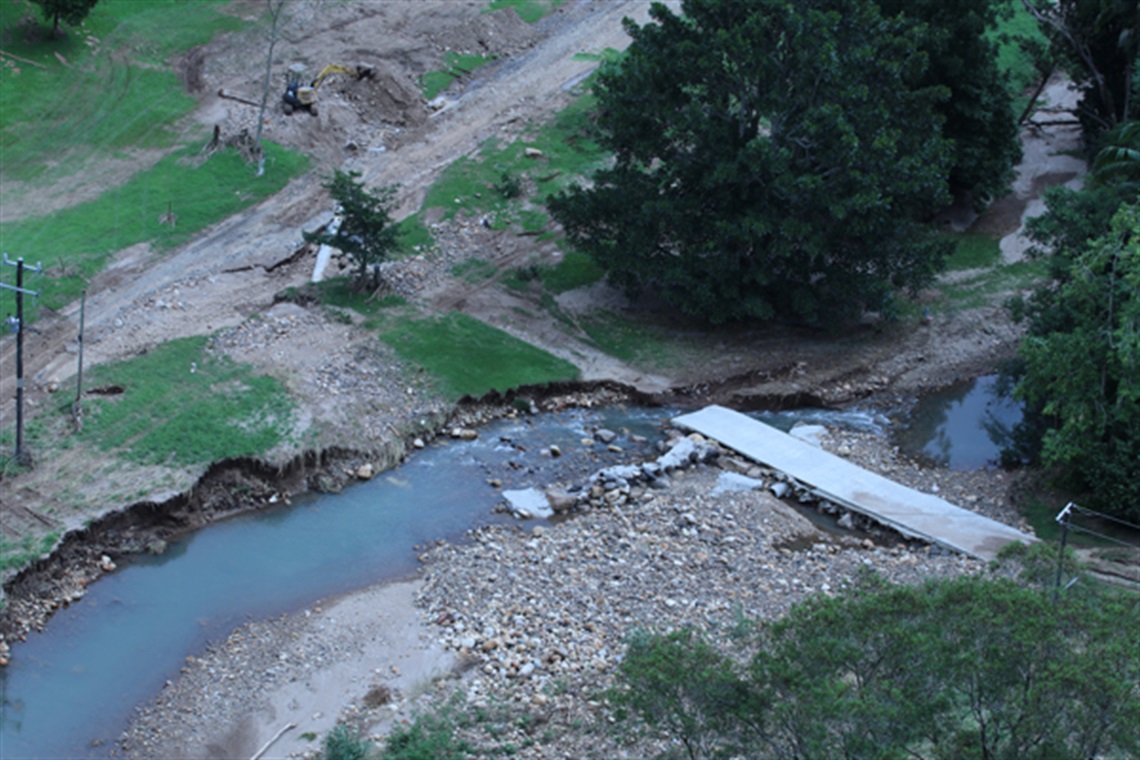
657,437,696,471
711,472,765,495
790,424,828,448
544,488,578,514
503,488,553,519
594,429,617,444
357,463,375,480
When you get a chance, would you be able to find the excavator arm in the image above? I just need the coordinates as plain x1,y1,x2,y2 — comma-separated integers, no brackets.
310,63,374,90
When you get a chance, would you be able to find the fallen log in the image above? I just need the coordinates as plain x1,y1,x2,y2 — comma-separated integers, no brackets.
217,88,260,107
249,722,297,760
0,49,47,69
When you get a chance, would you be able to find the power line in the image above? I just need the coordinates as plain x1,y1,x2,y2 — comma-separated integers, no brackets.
1068,503,1140,533
1065,522,1140,551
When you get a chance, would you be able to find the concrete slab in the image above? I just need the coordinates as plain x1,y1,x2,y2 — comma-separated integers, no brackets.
674,405,1035,560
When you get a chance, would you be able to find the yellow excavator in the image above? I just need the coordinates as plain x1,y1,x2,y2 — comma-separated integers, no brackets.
282,63,374,115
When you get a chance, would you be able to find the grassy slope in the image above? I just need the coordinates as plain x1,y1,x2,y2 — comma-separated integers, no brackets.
0,0,310,314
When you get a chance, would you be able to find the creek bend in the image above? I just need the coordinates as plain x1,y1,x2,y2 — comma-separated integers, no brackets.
0,405,678,758
0,394,997,758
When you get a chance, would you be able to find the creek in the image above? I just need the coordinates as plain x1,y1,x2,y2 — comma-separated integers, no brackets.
0,393,1001,758
894,375,1023,470
0,406,673,759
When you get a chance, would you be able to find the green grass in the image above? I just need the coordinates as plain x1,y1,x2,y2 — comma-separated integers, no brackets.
578,310,680,367
938,259,1050,310
541,250,603,293
419,88,604,230
485,0,567,24
70,335,295,466
397,214,436,254
992,2,1048,107
1018,497,1140,550
1,142,309,315
380,312,578,399
452,258,499,284
0,531,59,572
422,51,497,100
0,0,245,184
945,232,1002,271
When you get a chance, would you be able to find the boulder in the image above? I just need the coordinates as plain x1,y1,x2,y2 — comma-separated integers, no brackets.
544,488,578,514
790,423,828,448
503,488,553,519
594,428,617,444
712,471,765,495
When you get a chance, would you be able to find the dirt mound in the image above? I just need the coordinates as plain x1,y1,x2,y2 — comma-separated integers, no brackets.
181,3,541,167
403,6,541,58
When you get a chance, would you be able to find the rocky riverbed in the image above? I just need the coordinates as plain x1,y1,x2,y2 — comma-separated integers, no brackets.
122,412,1025,759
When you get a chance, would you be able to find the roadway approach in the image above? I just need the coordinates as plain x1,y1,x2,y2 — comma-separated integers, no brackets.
673,405,1036,561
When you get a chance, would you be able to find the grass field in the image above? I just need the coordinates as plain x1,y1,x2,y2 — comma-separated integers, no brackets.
381,311,579,399
0,0,310,319
0,0,243,184
61,335,295,466
2,143,308,314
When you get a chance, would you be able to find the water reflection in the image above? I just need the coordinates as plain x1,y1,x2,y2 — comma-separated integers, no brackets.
896,375,1023,470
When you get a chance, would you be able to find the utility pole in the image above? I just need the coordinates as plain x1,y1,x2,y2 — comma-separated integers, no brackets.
2,254,42,465
74,289,87,425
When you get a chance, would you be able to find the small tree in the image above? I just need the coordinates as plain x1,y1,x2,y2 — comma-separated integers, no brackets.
304,170,401,289
30,0,99,37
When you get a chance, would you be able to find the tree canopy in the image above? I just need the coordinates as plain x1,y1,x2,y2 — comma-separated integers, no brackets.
549,0,1021,325
30,0,99,36
1016,202,1140,520
1021,0,1139,133
303,170,401,289
614,563,1140,758
878,0,1022,203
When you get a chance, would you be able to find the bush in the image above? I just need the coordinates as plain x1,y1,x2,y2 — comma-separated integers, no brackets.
381,714,470,759
613,572,1140,759
322,725,373,760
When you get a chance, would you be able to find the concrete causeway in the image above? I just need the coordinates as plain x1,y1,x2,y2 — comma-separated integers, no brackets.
673,405,1036,561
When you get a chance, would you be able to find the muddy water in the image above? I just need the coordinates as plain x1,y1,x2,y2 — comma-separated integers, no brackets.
895,375,1023,470
0,406,673,759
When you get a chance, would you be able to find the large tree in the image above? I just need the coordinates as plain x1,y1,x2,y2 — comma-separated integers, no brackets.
549,0,954,325
30,0,99,37
878,0,1022,204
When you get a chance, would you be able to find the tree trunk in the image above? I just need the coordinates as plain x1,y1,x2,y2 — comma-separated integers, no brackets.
255,0,288,176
